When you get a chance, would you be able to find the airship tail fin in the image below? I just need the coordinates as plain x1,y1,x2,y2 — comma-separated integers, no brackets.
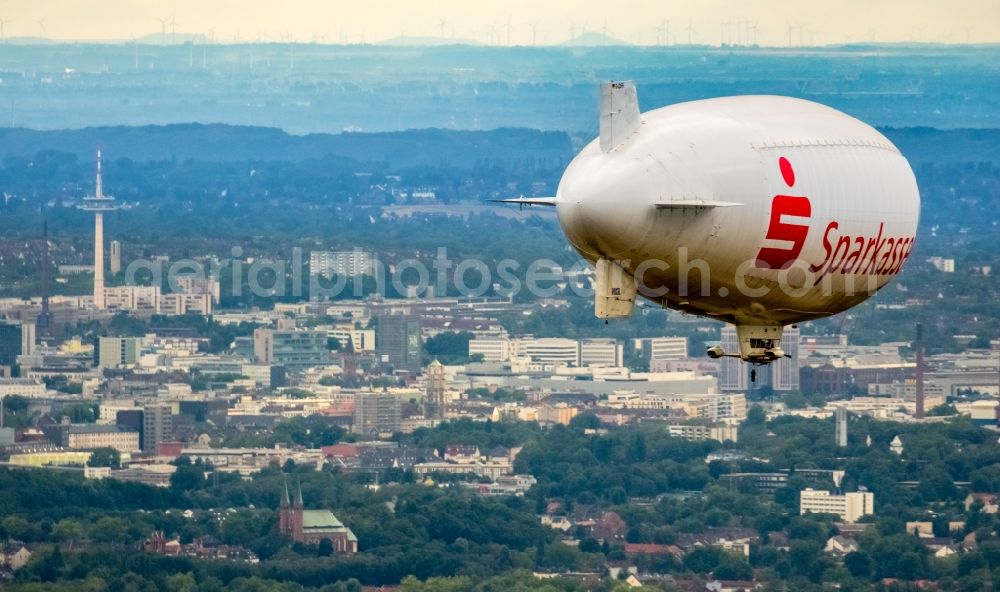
599,80,641,153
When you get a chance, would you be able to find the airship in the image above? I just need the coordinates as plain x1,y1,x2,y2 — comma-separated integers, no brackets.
498,81,919,376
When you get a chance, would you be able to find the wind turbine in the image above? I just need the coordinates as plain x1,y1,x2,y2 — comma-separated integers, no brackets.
0,20,8,43
169,14,178,44
130,36,139,68
504,19,513,46
154,17,168,42
528,21,539,46
786,22,799,47
662,20,671,45
34,16,45,36
438,19,448,40
685,19,696,45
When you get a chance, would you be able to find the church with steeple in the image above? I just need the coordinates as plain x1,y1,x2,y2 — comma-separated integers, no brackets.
278,478,358,553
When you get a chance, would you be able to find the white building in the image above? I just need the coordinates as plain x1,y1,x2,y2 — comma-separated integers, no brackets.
579,339,623,367
20,322,35,358
98,337,143,368
522,338,580,367
103,286,161,313
160,292,213,315
637,337,688,362
326,326,375,353
800,488,874,523
667,424,739,443
604,391,746,423
98,401,137,425
173,276,221,303
310,250,374,278
469,337,512,362
0,378,46,398
927,257,955,273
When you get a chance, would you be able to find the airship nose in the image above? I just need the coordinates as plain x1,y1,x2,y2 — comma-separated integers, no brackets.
556,180,635,262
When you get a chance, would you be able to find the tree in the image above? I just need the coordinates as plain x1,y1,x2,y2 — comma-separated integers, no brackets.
89,446,122,469
2,515,41,541
844,550,872,578
744,405,767,426
714,556,753,580
424,331,475,364
684,547,723,573
35,545,65,581
52,518,86,545
170,457,206,491
90,516,129,543
165,572,198,592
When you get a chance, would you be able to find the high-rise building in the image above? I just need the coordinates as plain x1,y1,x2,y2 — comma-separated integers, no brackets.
376,315,423,373
425,359,447,421
770,326,800,392
253,328,328,367
109,240,122,275
142,405,173,453
719,326,747,392
19,322,35,358
353,392,402,437
0,323,24,368
98,337,142,368
80,150,119,310
835,406,848,447
310,250,374,278
36,220,53,336
719,325,800,392
115,409,144,445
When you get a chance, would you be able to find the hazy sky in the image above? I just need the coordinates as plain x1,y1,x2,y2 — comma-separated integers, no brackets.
3,0,999,46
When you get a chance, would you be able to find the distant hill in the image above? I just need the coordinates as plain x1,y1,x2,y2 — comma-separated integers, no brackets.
378,35,480,47
560,32,630,47
0,125,574,169
135,33,210,45
0,124,993,170
881,127,1000,165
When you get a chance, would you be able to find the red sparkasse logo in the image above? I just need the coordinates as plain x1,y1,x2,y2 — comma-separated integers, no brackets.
754,157,811,270
753,156,917,281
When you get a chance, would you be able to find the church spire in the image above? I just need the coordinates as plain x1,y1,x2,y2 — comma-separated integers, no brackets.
281,475,291,507
295,475,304,508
